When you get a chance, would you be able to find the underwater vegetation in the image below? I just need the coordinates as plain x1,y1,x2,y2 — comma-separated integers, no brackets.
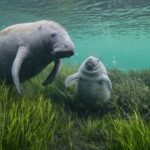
0,65,150,150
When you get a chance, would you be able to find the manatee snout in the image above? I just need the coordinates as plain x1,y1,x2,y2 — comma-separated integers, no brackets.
54,50,74,58
85,56,101,71
52,41,75,58
85,58,96,71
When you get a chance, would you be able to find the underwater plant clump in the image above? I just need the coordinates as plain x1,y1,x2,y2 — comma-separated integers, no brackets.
0,65,150,150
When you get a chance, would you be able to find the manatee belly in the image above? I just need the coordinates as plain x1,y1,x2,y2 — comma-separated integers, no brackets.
0,49,51,84
77,79,110,106
19,57,51,83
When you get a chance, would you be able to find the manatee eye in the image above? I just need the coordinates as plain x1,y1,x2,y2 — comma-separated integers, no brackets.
97,59,99,62
50,33,57,38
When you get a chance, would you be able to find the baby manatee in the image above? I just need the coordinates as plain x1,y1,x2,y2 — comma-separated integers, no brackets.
65,56,112,107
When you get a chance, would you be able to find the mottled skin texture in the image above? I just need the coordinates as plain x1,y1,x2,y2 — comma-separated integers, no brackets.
0,20,74,94
65,56,112,107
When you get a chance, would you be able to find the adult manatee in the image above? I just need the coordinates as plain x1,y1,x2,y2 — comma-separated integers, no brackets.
65,56,112,107
0,20,75,94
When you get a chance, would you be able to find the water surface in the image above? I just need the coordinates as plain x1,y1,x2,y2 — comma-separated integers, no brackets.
0,0,150,70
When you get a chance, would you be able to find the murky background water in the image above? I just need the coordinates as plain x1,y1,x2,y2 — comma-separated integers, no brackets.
0,0,150,70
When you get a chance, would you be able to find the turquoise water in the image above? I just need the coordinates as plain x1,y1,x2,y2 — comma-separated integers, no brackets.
0,0,150,70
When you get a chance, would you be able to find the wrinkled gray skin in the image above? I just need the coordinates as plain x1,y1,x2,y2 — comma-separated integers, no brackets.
65,56,112,107
0,20,74,94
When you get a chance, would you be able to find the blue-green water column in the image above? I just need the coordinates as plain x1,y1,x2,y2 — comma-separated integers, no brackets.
66,33,150,71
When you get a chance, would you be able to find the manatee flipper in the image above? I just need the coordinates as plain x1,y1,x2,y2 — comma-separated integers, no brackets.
98,74,112,91
43,59,61,86
11,46,29,95
65,73,79,87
